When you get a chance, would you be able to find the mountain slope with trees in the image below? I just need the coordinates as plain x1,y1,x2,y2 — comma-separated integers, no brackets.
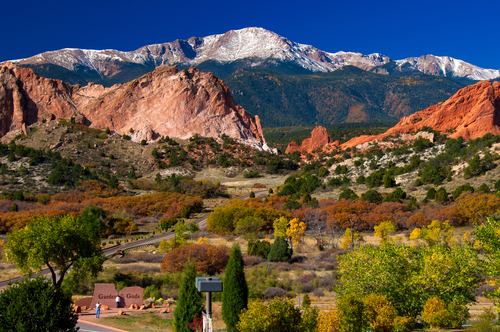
224,66,464,127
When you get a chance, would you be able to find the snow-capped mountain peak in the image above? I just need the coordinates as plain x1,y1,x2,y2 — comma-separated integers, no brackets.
7,27,500,82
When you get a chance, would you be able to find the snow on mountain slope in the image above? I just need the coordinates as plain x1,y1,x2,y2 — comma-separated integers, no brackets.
7,27,500,81
396,55,500,81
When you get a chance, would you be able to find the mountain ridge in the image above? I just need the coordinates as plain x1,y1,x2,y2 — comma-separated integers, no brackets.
6,27,500,86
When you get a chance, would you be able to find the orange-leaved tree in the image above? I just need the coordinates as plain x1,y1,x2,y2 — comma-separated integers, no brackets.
160,243,230,274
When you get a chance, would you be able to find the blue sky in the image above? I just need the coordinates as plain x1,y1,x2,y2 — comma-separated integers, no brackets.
2,0,499,69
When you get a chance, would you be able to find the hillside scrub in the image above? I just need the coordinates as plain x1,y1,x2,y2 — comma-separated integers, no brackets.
0,180,204,234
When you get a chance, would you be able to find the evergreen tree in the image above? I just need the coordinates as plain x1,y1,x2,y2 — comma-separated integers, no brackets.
267,236,293,261
222,244,248,332
383,174,396,188
435,187,449,204
129,166,136,180
478,183,491,193
108,175,118,189
173,259,204,332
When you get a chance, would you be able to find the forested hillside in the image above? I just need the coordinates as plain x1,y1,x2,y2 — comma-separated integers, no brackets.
225,66,464,127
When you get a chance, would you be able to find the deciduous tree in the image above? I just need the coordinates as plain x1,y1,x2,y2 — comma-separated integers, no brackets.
237,297,304,332
5,206,106,288
337,242,482,319
286,218,306,250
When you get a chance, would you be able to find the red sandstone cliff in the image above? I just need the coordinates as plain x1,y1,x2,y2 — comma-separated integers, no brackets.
0,63,266,148
342,80,500,149
285,126,332,154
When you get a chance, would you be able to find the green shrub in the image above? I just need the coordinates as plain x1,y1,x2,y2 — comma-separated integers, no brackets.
143,285,162,300
356,175,366,184
247,240,271,259
434,187,449,203
339,188,358,201
452,184,474,200
426,187,436,200
244,170,260,178
383,188,407,203
447,299,470,329
393,316,413,332
478,183,491,193
361,189,383,204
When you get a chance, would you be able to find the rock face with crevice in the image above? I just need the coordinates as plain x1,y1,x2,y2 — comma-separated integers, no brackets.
0,63,267,148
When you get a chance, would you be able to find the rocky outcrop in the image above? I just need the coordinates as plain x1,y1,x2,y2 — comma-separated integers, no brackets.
342,80,500,149
285,126,331,154
0,63,267,148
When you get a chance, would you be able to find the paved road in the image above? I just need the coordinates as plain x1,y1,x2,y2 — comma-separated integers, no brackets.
0,190,267,291
77,321,126,332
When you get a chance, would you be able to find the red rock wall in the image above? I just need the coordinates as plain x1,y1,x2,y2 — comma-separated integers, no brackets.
0,63,266,146
342,80,500,149
285,126,331,154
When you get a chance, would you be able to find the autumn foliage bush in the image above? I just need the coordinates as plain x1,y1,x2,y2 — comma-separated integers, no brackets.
207,199,291,235
0,209,68,233
160,244,230,274
237,297,308,332
421,297,452,329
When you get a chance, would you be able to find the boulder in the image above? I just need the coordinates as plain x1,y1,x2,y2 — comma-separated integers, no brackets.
101,304,109,310
118,310,126,315
73,306,81,314
140,305,146,310
74,114,88,125
129,304,139,310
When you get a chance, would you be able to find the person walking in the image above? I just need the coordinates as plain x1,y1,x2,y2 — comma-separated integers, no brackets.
116,296,121,308
96,302,101,318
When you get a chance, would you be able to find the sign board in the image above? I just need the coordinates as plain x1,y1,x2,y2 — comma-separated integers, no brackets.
89,283,143,308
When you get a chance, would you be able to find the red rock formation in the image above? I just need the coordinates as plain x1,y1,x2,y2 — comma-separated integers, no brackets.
342,80,500,149
285,126,331,154
0,63,267,148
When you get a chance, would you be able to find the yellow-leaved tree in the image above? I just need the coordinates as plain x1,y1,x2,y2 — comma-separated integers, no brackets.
273,216,289,238
374,221,396,244
341,228,364,250
286,218,306,251
409,220,454,246
317,307,341,332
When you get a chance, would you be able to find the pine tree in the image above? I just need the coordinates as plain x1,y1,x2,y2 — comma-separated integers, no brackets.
267,236,293,261
173,259,203,332
222,244,248,332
